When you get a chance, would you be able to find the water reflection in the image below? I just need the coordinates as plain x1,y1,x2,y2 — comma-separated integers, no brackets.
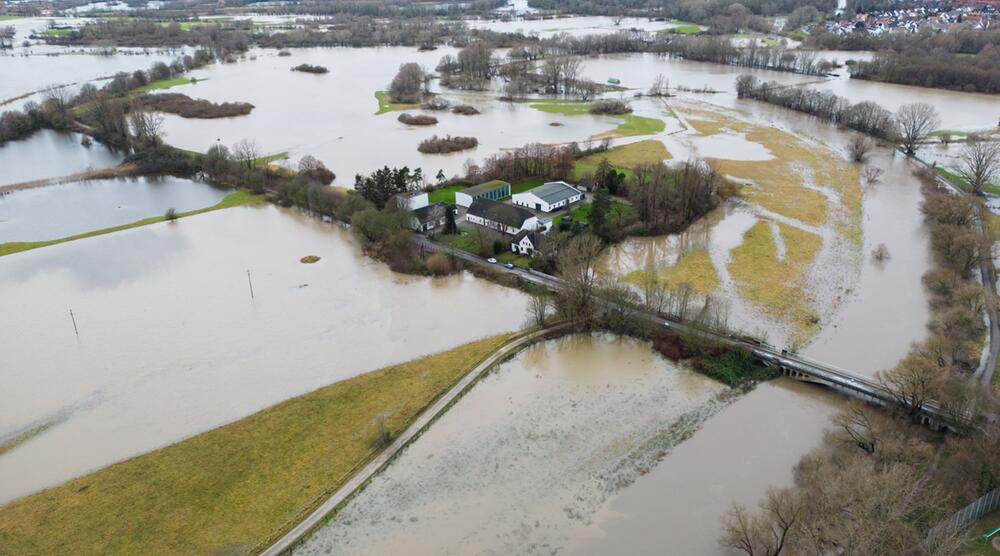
0,129,122,187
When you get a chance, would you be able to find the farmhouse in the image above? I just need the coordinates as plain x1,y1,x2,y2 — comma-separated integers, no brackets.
511,230,545,257
410,202,448,233
511,181,582,213
455,180,511,208
466,198,539,236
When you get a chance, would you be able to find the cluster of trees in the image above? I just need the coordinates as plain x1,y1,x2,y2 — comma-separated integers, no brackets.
417,135,478,154
397,113,438,125
46,19,250,54
666,36,832,76
736,75,942,151
353,165,423,208
0,49,214,147
290,63,329,74
136,93,254,119
628,160,724,235
437,42,496,90
388,62,429,103
468,142,581,185
255,16,467,49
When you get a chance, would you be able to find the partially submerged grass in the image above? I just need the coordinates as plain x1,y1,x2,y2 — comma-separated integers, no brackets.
374,91,419,115
623,247,718,296
595,114,666,139
575,139,671,179
936,166,1000,196
0,191,263,257
728,220,822,342
525,99,589,116
0,334,516,556
0,422,56,457
133,76,197,94
253,151,289,167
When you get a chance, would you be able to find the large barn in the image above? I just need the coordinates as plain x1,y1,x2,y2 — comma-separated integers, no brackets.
511,181,582,213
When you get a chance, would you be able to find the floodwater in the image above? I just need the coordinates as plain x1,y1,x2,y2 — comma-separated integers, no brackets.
157,47,617,185
0,175,230,242
0,205,528,503
0,129,123,187
295,334,729,556
466,15,700,38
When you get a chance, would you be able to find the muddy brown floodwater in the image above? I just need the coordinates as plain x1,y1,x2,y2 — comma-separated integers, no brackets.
0,205,528,504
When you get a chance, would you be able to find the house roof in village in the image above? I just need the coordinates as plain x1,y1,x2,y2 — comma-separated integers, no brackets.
527,181,580,204
468,198,534,228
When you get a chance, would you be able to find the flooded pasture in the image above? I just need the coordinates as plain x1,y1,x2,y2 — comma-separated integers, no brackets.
0,175,230,242
0,205,528,503
294,334,729,556
0,129,123,187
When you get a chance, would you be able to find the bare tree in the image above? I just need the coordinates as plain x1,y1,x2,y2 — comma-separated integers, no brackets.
876,349,944,418
388,63,425,103
896,103,940,156
864,166,884,184
128,110,164,150
833,403,879,454
847,135,873,162
871,243,890,262
233,139,262,170
720,488,801,556
649,73,669,97
958,140,1000,194
556,234,605,326
526,293,550,328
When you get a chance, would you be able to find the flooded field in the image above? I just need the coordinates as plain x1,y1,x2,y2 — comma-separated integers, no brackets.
0,175,230,242
0,129,123,187
295,334,729,556
0,205,528,503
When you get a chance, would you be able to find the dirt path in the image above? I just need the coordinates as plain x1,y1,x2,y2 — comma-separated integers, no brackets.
0,163,139,194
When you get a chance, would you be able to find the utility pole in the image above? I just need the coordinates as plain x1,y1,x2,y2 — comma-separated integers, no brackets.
247,270,255,301
69,309,79,336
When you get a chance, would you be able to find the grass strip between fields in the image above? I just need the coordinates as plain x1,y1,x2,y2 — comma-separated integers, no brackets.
133,76,198,94
0,191,263,257
0,333,516,555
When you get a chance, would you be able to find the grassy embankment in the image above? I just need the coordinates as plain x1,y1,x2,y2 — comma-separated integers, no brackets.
935,166,1000,196
0,334,516,555
0,191,263,257
657,20,702,34
374,90,419,115
527,100,666,139
133,76,198,94
624,247,719,297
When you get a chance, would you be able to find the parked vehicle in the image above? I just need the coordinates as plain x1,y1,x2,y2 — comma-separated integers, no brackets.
487,257,497,264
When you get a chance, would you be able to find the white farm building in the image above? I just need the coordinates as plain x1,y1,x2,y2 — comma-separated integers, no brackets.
511,181,582,213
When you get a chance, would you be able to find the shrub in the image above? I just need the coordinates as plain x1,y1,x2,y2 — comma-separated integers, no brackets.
417,135,478,154
421,97,449,111
277,50,291,57
291,63,328,74
139,94,253,119
425,253,453,275
451,104,480,115
589,99,632,115
165,207,177,221
397,113,438,126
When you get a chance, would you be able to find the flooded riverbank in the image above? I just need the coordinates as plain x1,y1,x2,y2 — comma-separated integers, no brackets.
0,129,123,188
0,205,528,503
0,175,230,242
295,333,729,556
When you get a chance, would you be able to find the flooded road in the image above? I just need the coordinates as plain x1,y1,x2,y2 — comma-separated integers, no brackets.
0,129,123,187
0,205,528,503
295,334,729,556
0,175,230,242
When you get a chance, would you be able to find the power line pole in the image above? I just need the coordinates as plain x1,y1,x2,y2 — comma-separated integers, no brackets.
69,309,79,336
247,270,255,301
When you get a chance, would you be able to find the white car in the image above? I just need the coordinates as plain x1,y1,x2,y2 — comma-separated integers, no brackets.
487,257,497,264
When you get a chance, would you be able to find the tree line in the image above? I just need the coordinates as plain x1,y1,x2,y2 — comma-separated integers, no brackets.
664,36,832,76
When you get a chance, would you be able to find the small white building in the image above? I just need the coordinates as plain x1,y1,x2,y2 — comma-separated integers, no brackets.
511,181,582,213
511,230,545,257
454,180,511,208
410,202,448,233
391,191,429,211
466,198,539,236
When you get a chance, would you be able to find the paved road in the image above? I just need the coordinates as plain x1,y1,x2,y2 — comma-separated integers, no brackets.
260,324,570,556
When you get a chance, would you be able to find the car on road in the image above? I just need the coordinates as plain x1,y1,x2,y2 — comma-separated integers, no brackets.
504,262,515,269
487,257,497,264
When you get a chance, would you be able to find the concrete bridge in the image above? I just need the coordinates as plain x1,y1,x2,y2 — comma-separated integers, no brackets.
419,238,970,432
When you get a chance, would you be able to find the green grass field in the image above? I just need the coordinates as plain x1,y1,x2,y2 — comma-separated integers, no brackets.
512,178,545,194
527,100,590,116
574,139,671,180
611,115,666,137
527,101,664,138
42,28,73,37
428,185,464,204
374,90,419,115
0,191,263,258
0,15,23,21
553,201,628,226
0,334,515,555
936,166,1000,195
133,76,197,94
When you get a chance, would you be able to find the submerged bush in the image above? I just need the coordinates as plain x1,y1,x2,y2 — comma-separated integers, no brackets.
291,63,328,74
397,113,438,126
451,104,480,115
589,99,632,115
139,93,253,119
417,135,478,154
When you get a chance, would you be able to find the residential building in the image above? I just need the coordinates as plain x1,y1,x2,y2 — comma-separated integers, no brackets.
410,202,448,233
511,181,582,212
455,180,511,208
511,229,545,257
390,190,429,211
466,198,539,236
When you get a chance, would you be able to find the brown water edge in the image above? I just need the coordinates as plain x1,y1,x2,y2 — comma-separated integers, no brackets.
0,204,529,504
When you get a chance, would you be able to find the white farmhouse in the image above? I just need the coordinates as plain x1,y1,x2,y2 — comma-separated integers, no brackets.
511,230,545,257
511,181,582,213
466,199,539,236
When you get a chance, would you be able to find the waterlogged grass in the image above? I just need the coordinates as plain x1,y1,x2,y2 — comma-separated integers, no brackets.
0,191,263,257
623,247,718,296
42,28,73,37
0,423,56,457
374,90,419,115
428,185,464,204
575,139,671,179
936,166,1000,195
526,100,590,116
0,15,23,21
0,334,515,556
595,114,666,139
253,151,289,167
728,220,822,342
133,76,197,93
